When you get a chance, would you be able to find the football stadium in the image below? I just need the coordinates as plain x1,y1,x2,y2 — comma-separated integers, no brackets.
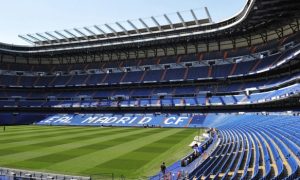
0,0,300,179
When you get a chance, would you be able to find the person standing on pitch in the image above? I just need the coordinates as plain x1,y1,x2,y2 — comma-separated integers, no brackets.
160,162,166,175
3,126,5,132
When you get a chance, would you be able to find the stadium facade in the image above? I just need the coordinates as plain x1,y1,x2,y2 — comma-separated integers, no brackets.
0,0,300,179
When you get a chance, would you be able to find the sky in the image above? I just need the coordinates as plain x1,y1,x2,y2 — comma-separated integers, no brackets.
0,0,246,45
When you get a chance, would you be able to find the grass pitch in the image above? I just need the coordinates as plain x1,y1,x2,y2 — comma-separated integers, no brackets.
0,126,202,179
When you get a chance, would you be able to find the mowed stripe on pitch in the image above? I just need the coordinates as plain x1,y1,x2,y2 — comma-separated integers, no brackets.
0,126,106,144
0,126,81,137
0,128,158,166
84,129,195,177
46,128,185,173
0,127,137,157
138,129,199,177
0,126,100,145
13,128,167,171
0,127,128,161
0,126,127,151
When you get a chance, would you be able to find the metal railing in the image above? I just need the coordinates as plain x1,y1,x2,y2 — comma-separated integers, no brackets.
0,167,91,180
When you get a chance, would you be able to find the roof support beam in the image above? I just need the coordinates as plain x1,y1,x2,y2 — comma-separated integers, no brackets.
116,22,129,35
94,25,108,37
204,7,213,23
74,28,88,40
105,24,118,36
164,14,174,29
18,35,36,45
27,34,43,42
190,9,199,25
55,31,69,40
36,33,51,41
45,32,58,40
64,30,79,40
151,16,162,31
127,20,140,34
139,18,151,33
177,12,187,27
45,32,61,42
84,27,98,39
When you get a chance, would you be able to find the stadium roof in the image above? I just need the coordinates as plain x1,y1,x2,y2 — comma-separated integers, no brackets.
0,0,299,59
18,8,212,46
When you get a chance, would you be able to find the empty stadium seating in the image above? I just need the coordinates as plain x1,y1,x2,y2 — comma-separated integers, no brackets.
0,33,299,113
0,39,299,89
187,113,300,179
144,113,300,179
0,82,298,108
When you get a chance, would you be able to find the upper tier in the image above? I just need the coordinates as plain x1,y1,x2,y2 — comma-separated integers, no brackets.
1,35,299,88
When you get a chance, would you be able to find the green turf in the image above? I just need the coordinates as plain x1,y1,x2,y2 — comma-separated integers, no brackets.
0,125,203,179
